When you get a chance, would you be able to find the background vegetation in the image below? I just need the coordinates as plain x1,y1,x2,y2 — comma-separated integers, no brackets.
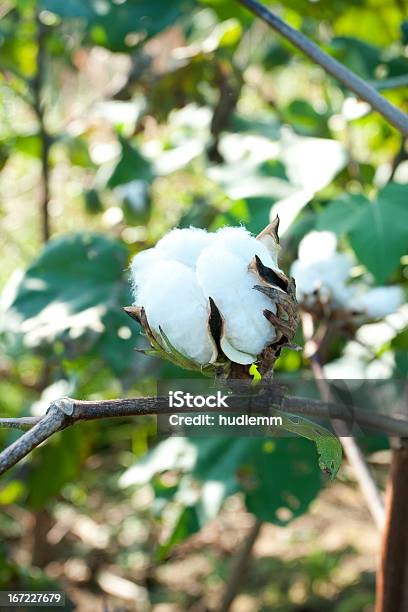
0,0,407,609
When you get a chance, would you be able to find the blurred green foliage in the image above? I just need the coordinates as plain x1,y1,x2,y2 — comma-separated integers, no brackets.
0,0,407,607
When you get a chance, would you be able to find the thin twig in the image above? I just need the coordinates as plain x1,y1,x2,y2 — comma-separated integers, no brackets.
236,0,408,136
371,74,408,91
0,65,34,107
301,312,385,529
0,417,42,431
218,518,263,612
33,12,51,242
0,405,67,476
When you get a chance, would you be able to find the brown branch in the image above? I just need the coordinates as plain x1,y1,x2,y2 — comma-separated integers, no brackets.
376,441,408,612
236,0,408,136
1,393,408,477
218,518,263,612
301,312,385,529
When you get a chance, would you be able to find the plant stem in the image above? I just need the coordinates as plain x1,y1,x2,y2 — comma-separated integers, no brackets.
218,518,263,612
376,442,408,612
301,313,384,528
371,74,408,91
236,0,408,136
33,12,51,243
1,392,408,477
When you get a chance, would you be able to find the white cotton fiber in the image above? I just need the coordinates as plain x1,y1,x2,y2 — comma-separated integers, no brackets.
196,245,276,363
291,230,404,319
298,231,337,264
131,248,164,289
350,286,404,319
155,227,214,268
291,252,353,305
131,225,283,366
136,260,215,365
214,226,275,269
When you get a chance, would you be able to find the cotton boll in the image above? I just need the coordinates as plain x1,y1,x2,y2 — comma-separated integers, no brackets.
131,248,165,291
215,226,276,269
291,253,352,306
136,260,215,365
155,227,214,268
197,245,276,364
350,286,404,319
298,231,338,264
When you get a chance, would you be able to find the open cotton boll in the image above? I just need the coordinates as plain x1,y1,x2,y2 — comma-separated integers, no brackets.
136,260,215,365
131,248,165,289
350,286,404,319
197,245,276,364
291,253,352,305
214,226,276,269
155,227,214,268
298,231,338,264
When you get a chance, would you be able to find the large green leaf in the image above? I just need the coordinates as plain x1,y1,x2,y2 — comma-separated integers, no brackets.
348,183,408,283
316,194,366,236
1,233,137,374
242,439,322,525
40,0,195,52
331,36,408,81
193,437,323,526
122,435,324,547
316,184,408,282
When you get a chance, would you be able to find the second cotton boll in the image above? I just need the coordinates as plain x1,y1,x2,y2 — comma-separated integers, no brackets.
131,225,283,366
291,231,404,319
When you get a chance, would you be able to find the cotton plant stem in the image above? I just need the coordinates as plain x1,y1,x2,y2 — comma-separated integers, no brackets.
236,0,408,136
33,12,51,243
1,393,408,477
218,518,263,612
0,405,67,476
376,442,408,612
301,313,385,529
372,74,408,91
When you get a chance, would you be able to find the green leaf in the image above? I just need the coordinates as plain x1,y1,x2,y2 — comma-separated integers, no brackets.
41,0,195,52
316,194,366,236
0,481,25,505
123,436,323,531
191,437,323,526
13,133,42,158
272,411,342,478
1,233,137,373
243,439,322,524
60,135,94,168
331,37,408,81
156,505,200,561
402,21,408,46
107,136,154,189
84,188,104,214
348,183,408,283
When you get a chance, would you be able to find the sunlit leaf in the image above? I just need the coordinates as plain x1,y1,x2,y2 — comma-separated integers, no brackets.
1,233,137,374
